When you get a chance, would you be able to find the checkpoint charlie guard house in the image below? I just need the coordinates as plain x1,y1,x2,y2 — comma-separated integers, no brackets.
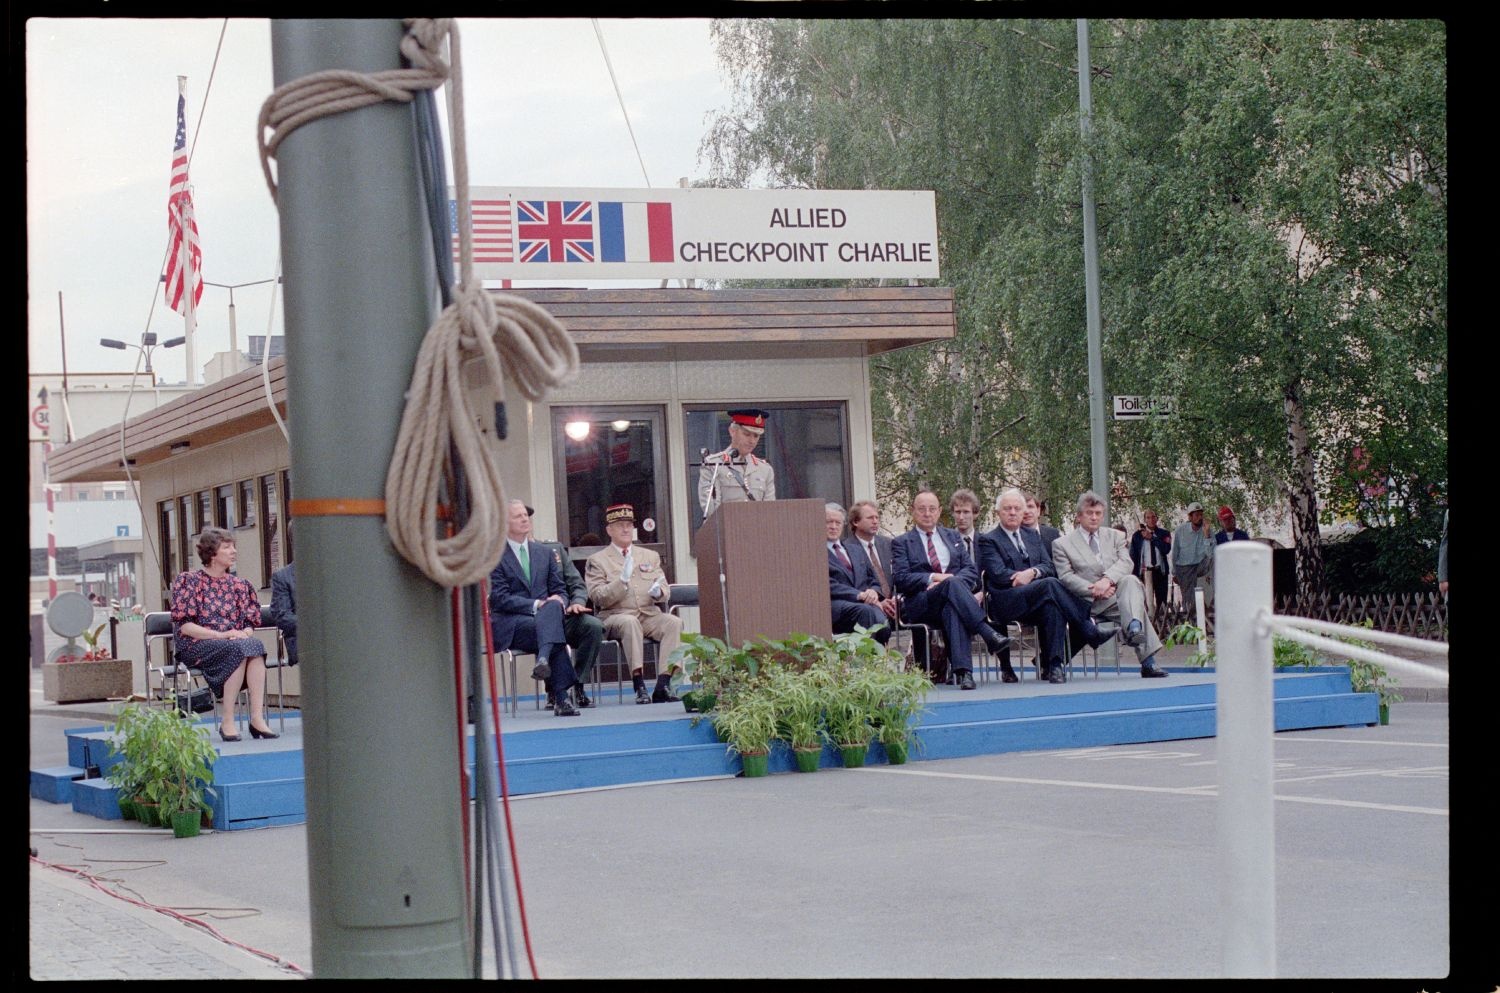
47,188,956,677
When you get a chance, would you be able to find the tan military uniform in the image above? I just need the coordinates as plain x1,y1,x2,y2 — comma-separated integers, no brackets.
584,543,683,673
698,448,777,516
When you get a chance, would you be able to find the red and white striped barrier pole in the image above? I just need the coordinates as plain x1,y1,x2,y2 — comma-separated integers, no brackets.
39,388,58,601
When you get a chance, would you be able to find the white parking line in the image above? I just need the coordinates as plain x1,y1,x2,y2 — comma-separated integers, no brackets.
1273,765,1448,785
1275,736,1447,748
860,766,1448,815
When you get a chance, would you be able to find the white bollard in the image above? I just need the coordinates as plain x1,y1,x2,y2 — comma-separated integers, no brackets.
1195,587,1209,658
1214,540,1276,977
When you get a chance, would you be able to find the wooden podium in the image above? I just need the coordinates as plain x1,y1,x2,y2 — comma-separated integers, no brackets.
694,498,832,645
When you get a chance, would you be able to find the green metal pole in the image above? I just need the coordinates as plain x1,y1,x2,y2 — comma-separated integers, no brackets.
1077,18,1110,516
271,19,470,977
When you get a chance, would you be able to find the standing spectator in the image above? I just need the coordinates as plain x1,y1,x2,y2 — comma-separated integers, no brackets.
1130,510,1172,609
1171,502,1216,605
1214,506,1250,544
1437,508,1448,599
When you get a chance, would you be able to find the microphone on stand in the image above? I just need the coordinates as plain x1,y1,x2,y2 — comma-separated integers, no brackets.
703,446,724,515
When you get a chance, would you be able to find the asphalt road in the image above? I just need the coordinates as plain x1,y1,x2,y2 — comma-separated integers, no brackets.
30,702,1453,979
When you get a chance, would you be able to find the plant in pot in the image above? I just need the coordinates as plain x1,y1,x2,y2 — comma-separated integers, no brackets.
107,702,217,834
823,667,882,769
710,689,778,778
768,664,830,772
870,664,933,765
674,633,764,715
1338,620,1402,725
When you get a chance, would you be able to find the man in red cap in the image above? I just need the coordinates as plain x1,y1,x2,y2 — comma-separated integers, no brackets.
1214,506,1250,545
698,408,776,516
586,503,684,704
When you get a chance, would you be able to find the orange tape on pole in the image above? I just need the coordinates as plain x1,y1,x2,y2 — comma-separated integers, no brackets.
287,498,386,517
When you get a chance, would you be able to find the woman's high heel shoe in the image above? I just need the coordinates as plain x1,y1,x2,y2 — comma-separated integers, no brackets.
248,722,279,740
219,727,242,743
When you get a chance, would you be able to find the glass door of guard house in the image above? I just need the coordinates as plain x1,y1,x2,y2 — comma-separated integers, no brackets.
550,406,673,582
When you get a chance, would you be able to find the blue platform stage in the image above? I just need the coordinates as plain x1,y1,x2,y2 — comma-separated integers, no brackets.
33,667,1378,830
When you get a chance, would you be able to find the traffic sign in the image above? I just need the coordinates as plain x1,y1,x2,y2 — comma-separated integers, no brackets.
1113,395,1175,420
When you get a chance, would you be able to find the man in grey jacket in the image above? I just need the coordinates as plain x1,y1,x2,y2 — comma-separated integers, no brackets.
1171,502,1216,605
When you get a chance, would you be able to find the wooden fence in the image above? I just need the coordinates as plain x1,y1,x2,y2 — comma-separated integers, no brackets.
1149,592,1448,643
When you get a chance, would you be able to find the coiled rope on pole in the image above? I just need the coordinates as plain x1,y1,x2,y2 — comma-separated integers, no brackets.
257,19,579,588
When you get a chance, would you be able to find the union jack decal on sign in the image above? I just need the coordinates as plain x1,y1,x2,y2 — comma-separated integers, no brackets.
516,200,594,263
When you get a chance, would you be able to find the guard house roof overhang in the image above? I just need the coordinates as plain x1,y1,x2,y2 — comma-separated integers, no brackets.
47,286,953,484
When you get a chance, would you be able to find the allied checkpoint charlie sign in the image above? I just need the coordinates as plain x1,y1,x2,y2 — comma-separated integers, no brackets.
451,186,940,280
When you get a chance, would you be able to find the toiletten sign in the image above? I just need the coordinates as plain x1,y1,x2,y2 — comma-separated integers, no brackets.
451,187,940,280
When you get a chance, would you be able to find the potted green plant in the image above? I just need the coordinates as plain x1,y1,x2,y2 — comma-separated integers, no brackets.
1338,621,1401,725
106,703,217,835
767,665,830,772
870,665,933,765
824,667,882,768
710,690,778,778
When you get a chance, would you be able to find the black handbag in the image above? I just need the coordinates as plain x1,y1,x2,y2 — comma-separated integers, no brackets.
174,686,215,715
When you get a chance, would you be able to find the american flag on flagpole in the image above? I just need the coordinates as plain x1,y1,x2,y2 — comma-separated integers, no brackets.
164,76,203,315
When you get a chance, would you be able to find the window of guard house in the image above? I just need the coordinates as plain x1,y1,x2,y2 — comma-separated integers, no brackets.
197,491,212,534
261,473,283,585
215,483,235,528
551,407,670,577
281,470,293,565
240,478,257,529
178,495,193,575
683,402,852,535
159,500,178,593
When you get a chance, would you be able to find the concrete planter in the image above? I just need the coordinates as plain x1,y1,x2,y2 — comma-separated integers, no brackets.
42,660,134,703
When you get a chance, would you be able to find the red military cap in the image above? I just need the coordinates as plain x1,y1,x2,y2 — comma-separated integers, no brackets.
728,408,770,430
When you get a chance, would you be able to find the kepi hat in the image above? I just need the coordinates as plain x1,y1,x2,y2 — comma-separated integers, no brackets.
605,503,636,525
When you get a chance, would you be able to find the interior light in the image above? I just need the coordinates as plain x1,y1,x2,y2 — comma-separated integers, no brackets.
611,419,632,432
564,421,592,441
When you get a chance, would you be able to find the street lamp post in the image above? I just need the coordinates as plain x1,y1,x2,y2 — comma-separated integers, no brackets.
99,332,185,384
202,278,281,359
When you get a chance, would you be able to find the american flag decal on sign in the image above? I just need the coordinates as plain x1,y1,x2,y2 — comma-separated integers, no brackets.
164,77,203,315
516,200,594,263
450,198,514,263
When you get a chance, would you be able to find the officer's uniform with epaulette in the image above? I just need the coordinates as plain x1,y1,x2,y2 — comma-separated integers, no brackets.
698,408,777,516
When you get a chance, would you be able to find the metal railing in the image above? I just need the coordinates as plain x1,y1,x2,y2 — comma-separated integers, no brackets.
1213,542,1448,977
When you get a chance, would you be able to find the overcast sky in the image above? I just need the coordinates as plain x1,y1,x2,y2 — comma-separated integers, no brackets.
26,17,730,381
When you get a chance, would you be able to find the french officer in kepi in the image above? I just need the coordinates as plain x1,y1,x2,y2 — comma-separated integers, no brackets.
698,408,777,516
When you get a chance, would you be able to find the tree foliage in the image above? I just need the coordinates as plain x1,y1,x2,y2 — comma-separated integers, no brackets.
702,19,1446,595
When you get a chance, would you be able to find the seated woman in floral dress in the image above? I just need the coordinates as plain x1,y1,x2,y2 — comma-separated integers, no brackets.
170,526,279,742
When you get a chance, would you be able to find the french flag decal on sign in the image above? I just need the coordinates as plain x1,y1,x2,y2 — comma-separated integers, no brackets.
598,201,675,263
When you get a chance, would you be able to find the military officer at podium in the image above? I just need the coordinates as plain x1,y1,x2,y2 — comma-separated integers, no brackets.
699,408,776,516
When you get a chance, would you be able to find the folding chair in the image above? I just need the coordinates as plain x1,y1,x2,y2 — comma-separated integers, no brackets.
252,605,290,733
145,610,247,735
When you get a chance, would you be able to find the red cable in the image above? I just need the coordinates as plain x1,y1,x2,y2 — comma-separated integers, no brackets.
31,856,310,977
479,579,540,980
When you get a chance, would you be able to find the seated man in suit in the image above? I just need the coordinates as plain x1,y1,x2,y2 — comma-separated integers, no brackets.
270,561,298,666
533,516,604,710
488,500,584,716
978,488,1119,684
825,503,891,644
1053,491,1170,678
891,490,1011,690
1023,495,1061,570
585,503,683,705
846,500,897,609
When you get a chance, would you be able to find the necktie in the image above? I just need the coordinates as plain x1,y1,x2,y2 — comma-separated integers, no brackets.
622,548,633,581
866,541,889,594
925,532,942,572
1011,531,1026,559
962,535,973,560
1088,531,1100,556
517,543,530,582
832,542,852,570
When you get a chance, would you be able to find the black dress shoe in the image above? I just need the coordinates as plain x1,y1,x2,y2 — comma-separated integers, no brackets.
1000,669,1020,684
1140,663,1169,678
573,686,593,708
1091,620,1121,646
248,722,280,740
635,687,653,705
531,659,551,681
554,695,580,716
979,627,1012,656
957,670,976,691
1047,665,1067,684
652,687,681,703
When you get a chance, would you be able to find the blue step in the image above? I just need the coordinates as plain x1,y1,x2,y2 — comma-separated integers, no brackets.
70,777,125,820
31,766,86,804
